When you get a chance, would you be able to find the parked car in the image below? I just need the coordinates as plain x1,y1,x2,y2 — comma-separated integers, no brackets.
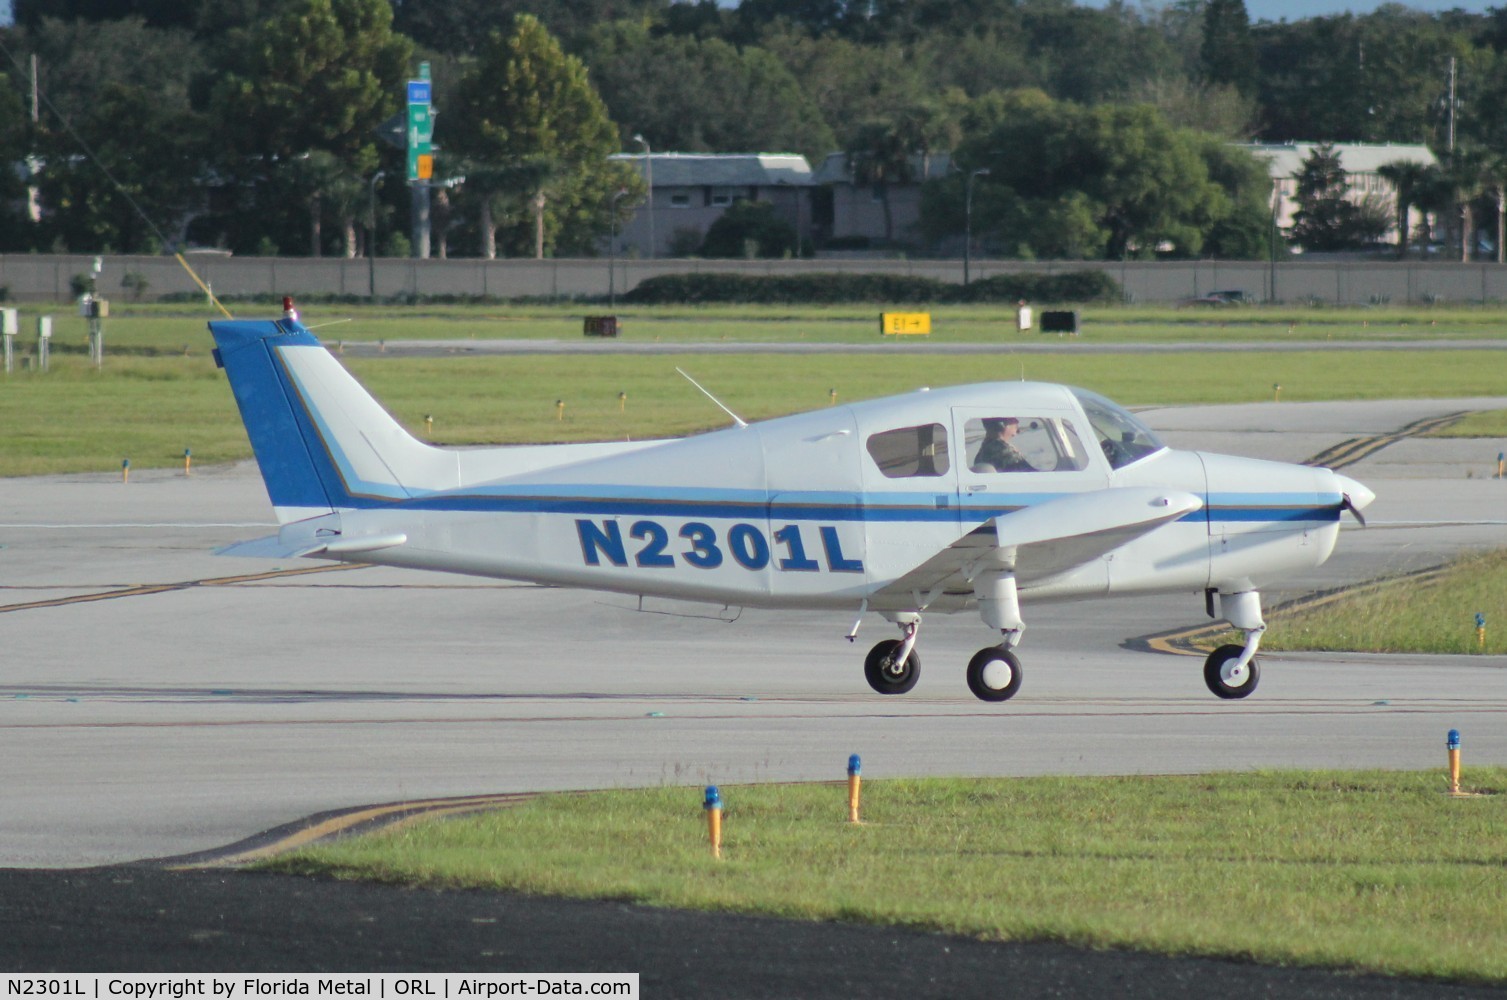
1178,289,1248,307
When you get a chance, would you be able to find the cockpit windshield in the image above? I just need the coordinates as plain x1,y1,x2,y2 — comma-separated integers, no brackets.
1070,387,1165,469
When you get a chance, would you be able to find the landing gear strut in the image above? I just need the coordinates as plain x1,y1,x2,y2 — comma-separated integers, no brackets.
1204,589,1265,700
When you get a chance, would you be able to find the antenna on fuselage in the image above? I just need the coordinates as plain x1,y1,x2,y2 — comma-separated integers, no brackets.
675,367,747,429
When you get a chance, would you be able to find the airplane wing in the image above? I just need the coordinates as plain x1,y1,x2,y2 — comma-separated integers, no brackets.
874,488,1204,604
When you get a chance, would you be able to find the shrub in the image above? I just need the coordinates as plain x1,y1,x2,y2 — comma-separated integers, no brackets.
623,270,1119,305
699,201,798,259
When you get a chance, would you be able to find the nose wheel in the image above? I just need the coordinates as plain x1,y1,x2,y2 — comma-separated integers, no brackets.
1204,643,1260,699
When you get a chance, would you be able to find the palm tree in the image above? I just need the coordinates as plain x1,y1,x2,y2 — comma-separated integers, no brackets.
845,119,915,244
1377,159,1431,259
1442,150,1491,262
283,151,367,258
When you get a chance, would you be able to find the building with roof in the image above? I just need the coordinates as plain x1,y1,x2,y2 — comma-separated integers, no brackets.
607,152,812,258
809,151,953,250
1237,142,1438,243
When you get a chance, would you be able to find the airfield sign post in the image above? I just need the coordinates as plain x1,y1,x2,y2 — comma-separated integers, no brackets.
407,65,433,259
2,308,16,373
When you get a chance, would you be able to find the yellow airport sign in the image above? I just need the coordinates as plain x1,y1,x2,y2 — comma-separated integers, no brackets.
880,312,931,335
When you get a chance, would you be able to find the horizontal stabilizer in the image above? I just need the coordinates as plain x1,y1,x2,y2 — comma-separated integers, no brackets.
214,534,308,560
215,532,407,560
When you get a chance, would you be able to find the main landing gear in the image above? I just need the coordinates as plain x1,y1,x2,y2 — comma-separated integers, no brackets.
861,616,1024,702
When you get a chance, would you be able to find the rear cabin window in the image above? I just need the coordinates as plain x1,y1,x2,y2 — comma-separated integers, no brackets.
866,423,950,478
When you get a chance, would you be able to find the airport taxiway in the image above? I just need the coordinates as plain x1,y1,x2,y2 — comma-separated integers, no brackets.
2,397,1506,868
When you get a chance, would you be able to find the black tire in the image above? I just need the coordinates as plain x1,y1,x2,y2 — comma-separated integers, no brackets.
966,648,1023,702
864,639,920,695
1204,643,1260,699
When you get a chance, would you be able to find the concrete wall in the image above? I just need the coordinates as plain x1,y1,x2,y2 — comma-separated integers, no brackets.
5,253,1507,305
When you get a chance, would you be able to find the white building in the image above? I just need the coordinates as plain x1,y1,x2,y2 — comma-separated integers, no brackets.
1237,141,1438,241
607,152,812,258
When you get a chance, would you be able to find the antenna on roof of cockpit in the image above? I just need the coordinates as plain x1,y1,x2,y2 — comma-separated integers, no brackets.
675,367,747,429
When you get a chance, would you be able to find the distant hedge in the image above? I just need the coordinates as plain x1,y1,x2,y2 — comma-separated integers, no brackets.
621,270,1119,305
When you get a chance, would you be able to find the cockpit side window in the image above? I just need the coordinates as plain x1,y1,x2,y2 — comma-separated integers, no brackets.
965,416,1090,473
1070,388,1165,469
865,423,950,478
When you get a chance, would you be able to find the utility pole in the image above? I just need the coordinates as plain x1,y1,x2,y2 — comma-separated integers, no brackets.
1448,56,1457,155
633,134,654,259
27,55,40,223
964,168,989,286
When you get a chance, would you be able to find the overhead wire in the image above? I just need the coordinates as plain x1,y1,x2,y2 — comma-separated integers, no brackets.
0,29,234,318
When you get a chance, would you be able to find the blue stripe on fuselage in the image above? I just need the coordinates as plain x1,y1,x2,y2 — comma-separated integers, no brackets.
383,489,1341,525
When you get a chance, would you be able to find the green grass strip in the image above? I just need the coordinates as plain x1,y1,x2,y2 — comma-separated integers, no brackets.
1261,549,1507,655
4,348,1505,476
266,771,1507,983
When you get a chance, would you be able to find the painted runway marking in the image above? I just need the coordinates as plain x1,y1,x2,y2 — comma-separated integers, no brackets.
0,563,367,614
1303,412,1467,470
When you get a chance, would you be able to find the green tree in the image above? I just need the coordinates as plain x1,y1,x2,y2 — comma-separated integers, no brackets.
1128,76,1256,139
1377,159,1435,258
584,23,834,161
844,118,915,244
1254,10,1470,145
206,0,410,254
30,80,208,253
441,14,640,258
391,0,665,55
0,77,32,252
1200,0,1257,96
759,28,926,148
6,17,211,252
930,90,1248,260
1288,142,1387,251
1198,135,1273,259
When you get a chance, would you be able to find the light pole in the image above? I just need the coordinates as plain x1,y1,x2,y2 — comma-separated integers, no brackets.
368,169,386,300
633,133,654,259
609,188,628,309
964,168,990,286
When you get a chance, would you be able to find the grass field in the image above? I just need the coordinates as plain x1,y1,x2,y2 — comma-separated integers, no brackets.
5,347,1506,476
266,771,1507,983
1255,548,1507,655
5,299,1507,350
4,299,1506,478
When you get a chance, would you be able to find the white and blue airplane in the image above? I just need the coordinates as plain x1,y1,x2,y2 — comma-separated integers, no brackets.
210,305,1374,703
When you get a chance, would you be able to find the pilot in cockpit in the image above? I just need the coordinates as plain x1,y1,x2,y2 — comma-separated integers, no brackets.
972,417,1035,472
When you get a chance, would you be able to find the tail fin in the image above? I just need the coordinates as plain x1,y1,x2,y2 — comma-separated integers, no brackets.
210,317,458,524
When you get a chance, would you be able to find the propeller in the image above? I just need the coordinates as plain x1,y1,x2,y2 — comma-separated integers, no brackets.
1341,493,1368,527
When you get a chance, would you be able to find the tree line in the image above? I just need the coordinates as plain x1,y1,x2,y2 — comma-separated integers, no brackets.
2,0,1505,261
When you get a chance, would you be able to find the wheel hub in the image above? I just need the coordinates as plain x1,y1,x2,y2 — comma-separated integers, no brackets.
981,660,1014,690
1221,659,1250,686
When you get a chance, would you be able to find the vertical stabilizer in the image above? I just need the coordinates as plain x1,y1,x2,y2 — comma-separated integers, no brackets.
210,317,458,523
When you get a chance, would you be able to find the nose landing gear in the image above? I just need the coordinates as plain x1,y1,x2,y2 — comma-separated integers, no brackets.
1204,589,1265,699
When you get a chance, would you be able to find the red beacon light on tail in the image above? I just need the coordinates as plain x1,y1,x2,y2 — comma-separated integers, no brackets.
282,296,299,322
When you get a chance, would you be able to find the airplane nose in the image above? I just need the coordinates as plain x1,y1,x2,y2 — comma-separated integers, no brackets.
1335,473,1375,511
